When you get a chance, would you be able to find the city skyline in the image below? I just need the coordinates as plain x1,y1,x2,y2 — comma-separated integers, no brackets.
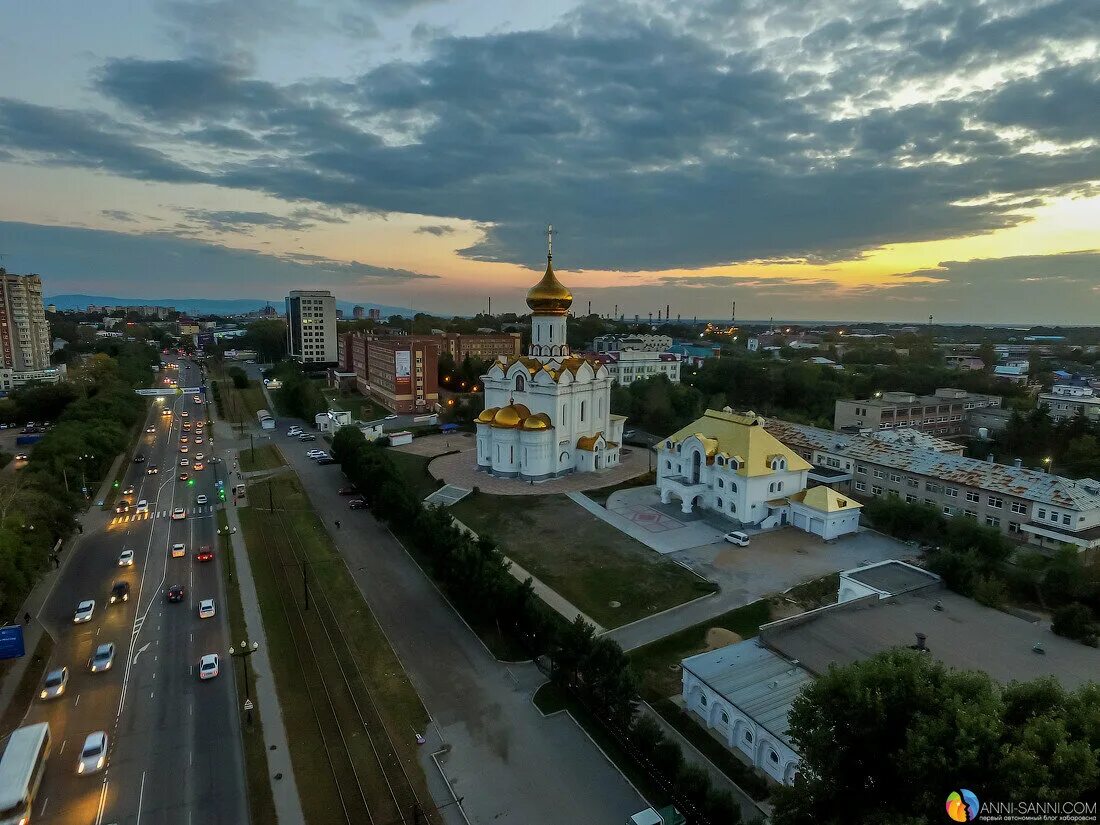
1,0,1098,323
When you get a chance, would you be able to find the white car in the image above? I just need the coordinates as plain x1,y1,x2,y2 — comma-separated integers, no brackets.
145,425,156,433
306,449,326,458
77,731,108,775
198,599,215,619
171,507,186,521
40,667,68,700
198,653,220,680
118,549,135,566
195,453,204,461
135,500,149,514
89,643,115,673
722,531,751,547
196,494,208,505
287,428,302,437
73,600,95,623
385,414,398,420
180,458,190,466
171,542,186,558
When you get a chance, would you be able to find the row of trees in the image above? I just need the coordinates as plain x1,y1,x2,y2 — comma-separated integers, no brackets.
329,427,746,823
862,497,1100,644
268,362,326,420
773,649,1100,824
987,406,1100,478
0,344,156,616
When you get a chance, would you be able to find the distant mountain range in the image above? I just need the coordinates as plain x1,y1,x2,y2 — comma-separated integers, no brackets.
46,294,420,318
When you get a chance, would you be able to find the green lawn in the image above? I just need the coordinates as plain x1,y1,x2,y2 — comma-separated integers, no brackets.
387,450,443,500
323,389,389,422
449,493,717,628
238,444,286,473
241,474,433,816
217,509,277,825
629,599,773,701
218,380,270,427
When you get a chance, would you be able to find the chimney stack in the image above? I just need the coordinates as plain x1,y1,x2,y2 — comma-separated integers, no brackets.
1014,458,1022,468
987,454,995,463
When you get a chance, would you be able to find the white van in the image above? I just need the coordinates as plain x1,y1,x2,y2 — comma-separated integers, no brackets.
0,722,51,825
722,531,751,547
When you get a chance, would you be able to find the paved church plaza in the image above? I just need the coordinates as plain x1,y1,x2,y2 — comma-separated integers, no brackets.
391,432,653,495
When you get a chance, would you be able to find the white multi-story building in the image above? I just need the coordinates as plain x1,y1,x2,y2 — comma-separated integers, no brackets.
1040,385,1100,422
285,290,337,364
588,349,681,385
0,270,51,372
476,243,625,481
591,334,672,352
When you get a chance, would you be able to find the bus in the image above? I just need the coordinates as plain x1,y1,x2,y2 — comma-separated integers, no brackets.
0,722,51,825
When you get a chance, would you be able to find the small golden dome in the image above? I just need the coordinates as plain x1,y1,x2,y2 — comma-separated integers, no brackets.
525,256,573,316
521,413,552,431
477,407,498,423
492,403,532,428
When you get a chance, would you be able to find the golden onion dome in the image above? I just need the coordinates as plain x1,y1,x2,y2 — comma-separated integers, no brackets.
492,403,532,428
521,413,552,431
477,407,499,423
525,255,573,316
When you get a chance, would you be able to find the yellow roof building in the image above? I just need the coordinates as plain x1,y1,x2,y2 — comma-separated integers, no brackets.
789,486,862,513
665,409,812,477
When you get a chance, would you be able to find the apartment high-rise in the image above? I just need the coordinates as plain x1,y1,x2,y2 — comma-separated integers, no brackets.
0,269,51,371
285,290,337,364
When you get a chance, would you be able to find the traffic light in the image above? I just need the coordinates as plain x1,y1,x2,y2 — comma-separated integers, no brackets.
113,481,119,488
188,479,195,486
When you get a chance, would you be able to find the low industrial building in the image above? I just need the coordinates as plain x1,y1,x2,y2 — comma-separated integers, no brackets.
682,560,1099,786
833,388,1002,437
1040,384,1100,423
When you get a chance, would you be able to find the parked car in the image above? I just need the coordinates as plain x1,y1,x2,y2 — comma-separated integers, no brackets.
298,433,317,442
40,667,68,700
306,450,327,459
316,457,336,466
385,414,398,420
722,531,751,547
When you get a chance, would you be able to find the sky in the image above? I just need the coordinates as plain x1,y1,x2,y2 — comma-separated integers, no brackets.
1,0,1098,323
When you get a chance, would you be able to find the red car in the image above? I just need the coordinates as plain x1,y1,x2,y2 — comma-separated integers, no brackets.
194,546,215,562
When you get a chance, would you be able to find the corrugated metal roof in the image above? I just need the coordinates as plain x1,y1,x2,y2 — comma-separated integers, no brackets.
682,640,813,749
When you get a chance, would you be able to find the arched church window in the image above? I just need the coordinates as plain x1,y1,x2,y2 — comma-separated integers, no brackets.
515,374,525,392
580,401,586,422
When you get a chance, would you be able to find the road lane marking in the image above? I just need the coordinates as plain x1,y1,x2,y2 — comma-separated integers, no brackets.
94,780,108,825
133,642,151,664
58,739,66,754
74,693,80,707
135,771,146,825
39,796,47,816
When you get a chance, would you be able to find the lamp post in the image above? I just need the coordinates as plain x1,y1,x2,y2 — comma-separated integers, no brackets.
229,640,260,724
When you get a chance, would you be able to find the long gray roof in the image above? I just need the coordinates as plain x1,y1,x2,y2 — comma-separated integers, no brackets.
682,640,813,749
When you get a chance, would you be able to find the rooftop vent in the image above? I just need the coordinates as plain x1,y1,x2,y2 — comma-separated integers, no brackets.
1014,458,1022,468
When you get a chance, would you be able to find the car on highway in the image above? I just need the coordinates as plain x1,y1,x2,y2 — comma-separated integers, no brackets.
194,453,204,461
133,453,145,463
349,498,368,510
115,500,130,514
118,549,135,566
135,499,149,514
14,453,29,462
181,411,189,419
146,425,157,433
77,731,108,775
171,542,186,558
179,446,188,453
73,600,95,623
179,472,190,481
109,582,130,604
166,584,185,603
161,408,172,417
193,462,205,470
147,464,159,474
196,494,208,505
306,450,327,459
195,546,214,562
722,530,751,547
88,643,115,673
171,507,186,520
198,653,220,680
122,485,135,496
40,667,69,700
194,437,203,444
198,599,215,619
182,422,191,431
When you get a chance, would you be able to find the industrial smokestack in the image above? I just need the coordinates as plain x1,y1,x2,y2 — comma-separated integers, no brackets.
666,304,670,320
488,297,491,317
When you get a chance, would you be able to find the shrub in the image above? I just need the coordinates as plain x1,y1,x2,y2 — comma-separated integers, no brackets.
1051,603,1099,646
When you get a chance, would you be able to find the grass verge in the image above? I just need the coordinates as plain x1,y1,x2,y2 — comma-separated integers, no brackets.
217,509,278,825
449,492,716,629
651,698,771,801
629,600,773,702
0,632,54,739
322,389,389,423
239,444,285,473
241,474,435,822
218,380,270,429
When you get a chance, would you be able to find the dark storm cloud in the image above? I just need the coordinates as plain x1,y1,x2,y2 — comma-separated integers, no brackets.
0,221,439,293
3,0,1099,272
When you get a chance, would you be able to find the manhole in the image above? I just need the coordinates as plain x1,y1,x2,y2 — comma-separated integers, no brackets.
609,600,621,608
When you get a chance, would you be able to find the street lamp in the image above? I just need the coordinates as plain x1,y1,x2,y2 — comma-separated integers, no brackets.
229,640,260,724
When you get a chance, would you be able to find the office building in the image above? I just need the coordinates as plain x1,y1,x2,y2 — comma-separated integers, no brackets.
834,388,1002,436
587,349,682,384
1039,385,1100,423
763,418,1100,551
0,270,51,371
368,308,381,321
439,332,521,363
591,333,672,353
352,305,365,319
286,290,337,364
367,338,439,413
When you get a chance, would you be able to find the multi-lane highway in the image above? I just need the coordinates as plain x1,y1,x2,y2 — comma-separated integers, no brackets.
21,358,247,824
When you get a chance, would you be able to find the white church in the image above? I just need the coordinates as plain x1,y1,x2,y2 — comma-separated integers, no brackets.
476,236,626,481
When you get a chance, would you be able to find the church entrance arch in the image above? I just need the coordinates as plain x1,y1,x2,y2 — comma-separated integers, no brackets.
690,450,702,484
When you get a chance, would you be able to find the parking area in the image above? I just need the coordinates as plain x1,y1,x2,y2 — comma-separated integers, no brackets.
0,427,37,472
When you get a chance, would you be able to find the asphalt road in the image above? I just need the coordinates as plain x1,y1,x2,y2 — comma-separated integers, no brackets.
20,358,247,825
